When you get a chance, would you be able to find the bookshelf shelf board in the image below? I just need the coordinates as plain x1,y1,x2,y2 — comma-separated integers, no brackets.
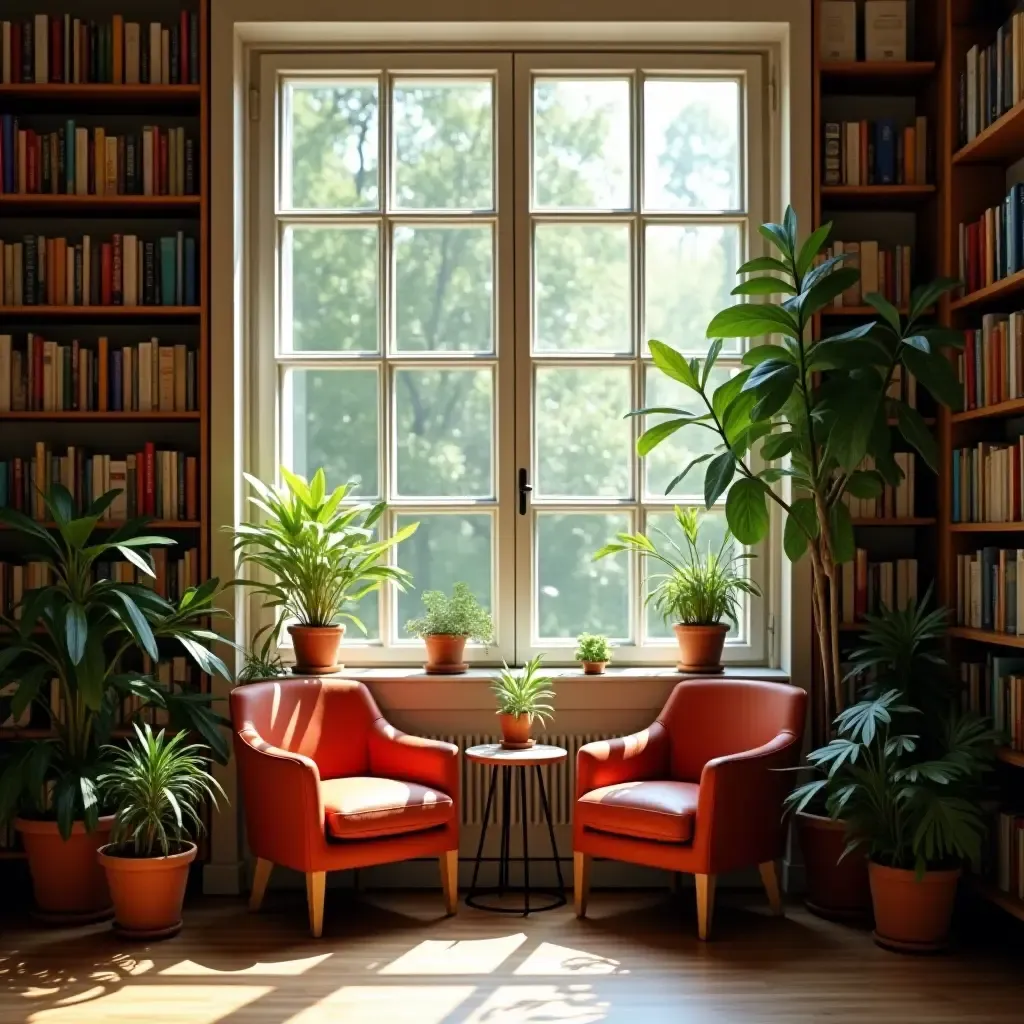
0,521,201,531
950,521,1024,532
0,411,200,422
950,397,1024,422
838,623,868,632
997,747,1024,768
819,61,936,94
948,627,1024,647
972,879,1024,923
851,517,936,526
949,269,1024,312
0,306,201,318
822,305,909,317
0,84,201,102
0,729,56,740
820,185,937,208
0,851,26,860
0,195,201,213
953,100,1024,166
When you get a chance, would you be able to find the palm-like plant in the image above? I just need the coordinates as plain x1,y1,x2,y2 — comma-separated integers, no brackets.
0,486,232,838
492,656,555,725
99,724,226,857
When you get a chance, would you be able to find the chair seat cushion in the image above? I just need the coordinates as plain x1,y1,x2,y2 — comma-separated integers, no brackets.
577,780,699,844
322,776,454,840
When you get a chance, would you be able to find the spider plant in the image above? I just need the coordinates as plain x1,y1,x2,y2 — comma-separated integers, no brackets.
492,655,555,725
237,623,288,683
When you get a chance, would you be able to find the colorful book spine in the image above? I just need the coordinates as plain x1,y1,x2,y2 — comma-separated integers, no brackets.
956,547,1024,633
821,117,929,186
959,11,1024,148
839,554,919,623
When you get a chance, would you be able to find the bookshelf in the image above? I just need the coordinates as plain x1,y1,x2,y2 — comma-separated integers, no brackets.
0,1,209,865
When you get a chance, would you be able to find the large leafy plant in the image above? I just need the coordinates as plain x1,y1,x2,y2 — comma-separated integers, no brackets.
230,468,417,633
405,582,494,643
0,487,232,838
638,208,963,724
492,655,555,725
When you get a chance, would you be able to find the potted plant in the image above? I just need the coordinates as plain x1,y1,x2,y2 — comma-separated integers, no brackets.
229,467,417,675
0,486,231,922
492,656,555,749
97,723,226,938
595,506,759,673
405,582,494,674
237,623,289,683
574,633,611,675
635,208,963,896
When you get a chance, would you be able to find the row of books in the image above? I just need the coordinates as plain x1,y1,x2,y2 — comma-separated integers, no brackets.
0,444,198,522
952,441,1024,525
959,11,1024,148
821,118,928,187
957,185,1024,296
955,548,1024,634
0,119,196,197
842,452,916,519
820,2,910,63
825,241,913,309
992,811,1024,901
960,313,1024,411
839,554,919,624
959,655,1024,731
0,14,200,86
0,335,198,413
0,232,198,307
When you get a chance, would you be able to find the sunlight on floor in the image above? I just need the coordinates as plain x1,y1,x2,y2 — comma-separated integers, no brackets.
159,952,333,976
514,942,623,976
461,983,609,1023
26,984,272,1023
379,934,527,975
282,984,476,1024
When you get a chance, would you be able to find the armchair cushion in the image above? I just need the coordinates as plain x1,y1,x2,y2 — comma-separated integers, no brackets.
577,780,699,844
322,776,454,841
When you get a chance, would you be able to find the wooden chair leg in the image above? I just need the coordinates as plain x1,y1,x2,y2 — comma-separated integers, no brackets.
305,871,326,938
249,857,273,912
440,849,459,915
695,873,716,941
759,859,784,916
574,852,591,918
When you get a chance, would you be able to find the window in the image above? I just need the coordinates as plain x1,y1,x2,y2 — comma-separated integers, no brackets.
256,50,768,666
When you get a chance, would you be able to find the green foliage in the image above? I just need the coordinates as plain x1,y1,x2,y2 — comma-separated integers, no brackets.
574,633,612,663
228,468,417,632
0,487,232,839
405,582,494,643
595,506,760,627
99,724,226,857
492,655,555,725
237,623,288,683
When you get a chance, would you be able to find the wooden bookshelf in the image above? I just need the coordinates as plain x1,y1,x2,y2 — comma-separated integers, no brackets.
949,268,1024,311
0,410,200,421
952,97,1024,165
997,747,1024,768
850,517,936,526
948,628,1024,649
0,195,201,213
949,521,1024,532
950,396,1024,422
820,61,937,93
971,879,1024,924
0,83,200,101
819,184,937,207
0,520,200,530
0,306,201,317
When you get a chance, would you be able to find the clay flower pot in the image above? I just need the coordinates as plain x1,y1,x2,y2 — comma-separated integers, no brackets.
288,624,344,674
868,861,960,952
498,713,532,748
98,841,197,939
580,661,607,675
15,815,115,923
424,634,468,674
796,811,872,922
674,623,728,673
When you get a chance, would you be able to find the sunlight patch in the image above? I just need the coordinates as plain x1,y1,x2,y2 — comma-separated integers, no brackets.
27,984,272,1023
461,984,609,1023
160,953,332,976
379,935,527,976
514,943,622,976
283,984,475,1024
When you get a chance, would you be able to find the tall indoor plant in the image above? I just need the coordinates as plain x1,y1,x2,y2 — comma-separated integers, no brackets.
0,486,231,922
230,468,417,674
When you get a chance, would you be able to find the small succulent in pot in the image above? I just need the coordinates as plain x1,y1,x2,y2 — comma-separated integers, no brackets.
491,656,555,749
574,633,612,675
406,582,494,675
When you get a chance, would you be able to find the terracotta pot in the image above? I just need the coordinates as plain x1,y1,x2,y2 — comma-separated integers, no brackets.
424,634,468,674
868,861,960,952
673,623,728,673
98,841,197,939
15,815,114,923
581,661,607,675
796,811,872,922
288,624,344,674
498,712,532,747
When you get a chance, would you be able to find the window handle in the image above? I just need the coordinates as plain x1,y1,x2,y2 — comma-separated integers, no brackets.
518,468,533,516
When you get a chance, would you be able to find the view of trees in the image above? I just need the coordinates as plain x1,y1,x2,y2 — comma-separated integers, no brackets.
278,72,742,645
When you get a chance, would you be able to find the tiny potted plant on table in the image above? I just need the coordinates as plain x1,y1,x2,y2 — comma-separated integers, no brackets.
97,724,226,939
596,506,759,673
406,582,494,674
574,633,611,675
229,468,417,675
492,656,555,749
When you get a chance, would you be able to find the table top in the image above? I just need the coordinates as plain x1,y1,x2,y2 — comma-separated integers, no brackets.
464,743,568,766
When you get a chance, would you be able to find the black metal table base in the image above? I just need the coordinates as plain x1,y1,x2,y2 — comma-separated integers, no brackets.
465,764,566,916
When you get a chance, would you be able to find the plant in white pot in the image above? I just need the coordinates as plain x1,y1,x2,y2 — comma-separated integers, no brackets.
492,656,555,749
406,582,494,674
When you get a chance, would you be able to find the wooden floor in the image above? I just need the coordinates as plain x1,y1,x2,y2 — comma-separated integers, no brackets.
1,890,1022,1023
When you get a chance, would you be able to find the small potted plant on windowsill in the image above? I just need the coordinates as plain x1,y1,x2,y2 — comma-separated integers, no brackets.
406,582,494,675
492,656,555,749
596,506,759,674
574,633,611,675
237,623,289,683
97,724,226,939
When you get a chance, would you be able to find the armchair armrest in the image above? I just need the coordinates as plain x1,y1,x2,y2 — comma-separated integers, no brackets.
576,722,670,799
368,718,460,800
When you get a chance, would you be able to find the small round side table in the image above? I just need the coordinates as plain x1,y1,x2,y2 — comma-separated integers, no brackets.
464,743,568,916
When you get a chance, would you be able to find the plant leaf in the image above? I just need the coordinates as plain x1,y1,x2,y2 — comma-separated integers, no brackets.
704,452,736,509
726,478,771,544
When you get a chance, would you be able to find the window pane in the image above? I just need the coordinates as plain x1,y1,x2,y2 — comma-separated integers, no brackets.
532,79,631,210
645,223,742,356
392,80,494,210
285,81,379,210
283,225,379,353
644,363,736,501
394,225,494,353
534,223,632,353
537,512,630,639
535,367,632,498
396,513,492,639
643,79,741,212
282,367,379,496
394,368,493,497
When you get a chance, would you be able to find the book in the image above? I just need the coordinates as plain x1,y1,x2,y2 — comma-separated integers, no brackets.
957,547,1024,633
959,9,1024,147
839,553,918,622
824,118,928,186
864,1,908,62
820,2,857,62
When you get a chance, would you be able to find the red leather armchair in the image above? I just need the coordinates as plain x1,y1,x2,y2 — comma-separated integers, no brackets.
231,678,459,937
573,679,806,939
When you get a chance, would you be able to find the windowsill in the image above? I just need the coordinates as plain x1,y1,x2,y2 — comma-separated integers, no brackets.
304,665,791,684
